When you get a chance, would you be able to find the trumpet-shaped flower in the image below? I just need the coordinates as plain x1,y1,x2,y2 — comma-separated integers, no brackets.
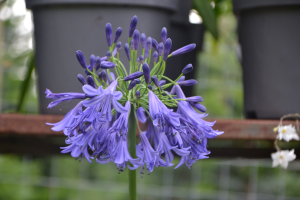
277,125,300,142
271,149,296,169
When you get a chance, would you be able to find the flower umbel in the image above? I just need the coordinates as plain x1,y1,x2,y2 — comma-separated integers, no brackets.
46,15,223,174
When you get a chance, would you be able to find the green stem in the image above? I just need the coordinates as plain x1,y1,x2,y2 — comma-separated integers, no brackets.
128,108,137,200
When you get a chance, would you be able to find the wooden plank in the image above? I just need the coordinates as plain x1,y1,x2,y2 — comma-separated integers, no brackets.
0,114,293,140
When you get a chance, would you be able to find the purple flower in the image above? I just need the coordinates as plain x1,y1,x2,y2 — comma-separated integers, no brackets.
129,15,138,37
128,80,137,90
76,50,87,69
149,91,181,132
105,23,112,47
147,37,152,50
77,74,86,85
140,33,146,48
82,80,128,121
116,42,122,51
170,44,196,57
106,51,111,60
158,42,163,56
177,79,197,86
135,90,140,99
98,70,107,83
123,71,143,81
87,76,95,88
101,61,116,69
152,38,158,51
151,76,159,86
45,89,86,108
182,64,193,74
134,79,141,84
142,63,150,84
137,107,147,123
152,51,158,63
90,54,96,69
161,27,167,44
163,38,172,61
191,102,206,112
186,96,203,102
139,55,144,63
113,27,122,43
133,30,139,50
158,80,166,86
148,85,153,90
124,43,131,61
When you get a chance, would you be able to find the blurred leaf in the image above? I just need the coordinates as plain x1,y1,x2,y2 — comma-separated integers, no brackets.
193,0,219,40
17,53,35,112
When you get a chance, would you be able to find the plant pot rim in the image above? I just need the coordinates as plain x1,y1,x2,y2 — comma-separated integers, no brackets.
232,0,300,11
25,0,177,12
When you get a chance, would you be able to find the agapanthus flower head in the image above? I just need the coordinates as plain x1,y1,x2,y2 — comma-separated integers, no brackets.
46,15,223,173
105,23,113,47
113,27,122,43
77,74,86,85
129,15,138,37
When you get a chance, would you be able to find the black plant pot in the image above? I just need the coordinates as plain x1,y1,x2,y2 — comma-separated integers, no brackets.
233,0,300,119
25,0,177,114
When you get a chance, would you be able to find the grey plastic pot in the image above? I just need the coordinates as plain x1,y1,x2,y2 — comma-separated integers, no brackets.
233,0,300,119
25,0,177,114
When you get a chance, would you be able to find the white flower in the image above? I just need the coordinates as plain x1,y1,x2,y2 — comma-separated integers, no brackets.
277,125,299,142
271,149,296,169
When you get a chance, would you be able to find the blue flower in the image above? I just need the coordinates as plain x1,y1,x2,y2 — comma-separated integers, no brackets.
45,89,86,108
82,80,127,121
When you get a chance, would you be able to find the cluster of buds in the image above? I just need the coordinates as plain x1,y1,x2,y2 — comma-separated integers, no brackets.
46,16,223,174
272,114,299,169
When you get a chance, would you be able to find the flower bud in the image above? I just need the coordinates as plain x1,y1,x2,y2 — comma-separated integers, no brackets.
152,51,158,63
87,75,95,88
163,38,172,61
140,33,146,49
161,27,167,44
76,50,87,69
113,27,122,43
133,30,139,50
134,79,141,84
124,43,131,61
151,76,159,86
182,64,193,75
105,23,112,47
77,74,86,85
116,42,122,52
95,56,101,71
106,51,111,61
137,107,147,123
139,55,144,63
177,79,197,86
145,45,149,58
170,44,196,57
90,54,96,69
124,71,143,81
186,96,203,102
147,37,152,50
191,102,206,112
148,85,153,90
100,61,116,69
98,70,107,83
152,38,158,51
129,15,138,38
135,90,140,99
142,63,150,84
128,80,137,90
158,42,163,56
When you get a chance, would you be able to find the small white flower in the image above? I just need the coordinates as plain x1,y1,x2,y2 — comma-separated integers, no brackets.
271,149,296,169
277,125,299,142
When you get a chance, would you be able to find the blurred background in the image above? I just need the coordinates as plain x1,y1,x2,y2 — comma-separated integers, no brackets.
0,0,299,199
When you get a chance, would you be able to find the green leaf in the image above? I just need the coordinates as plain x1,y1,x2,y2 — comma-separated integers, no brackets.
193,0,219,40
17,53,35,113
